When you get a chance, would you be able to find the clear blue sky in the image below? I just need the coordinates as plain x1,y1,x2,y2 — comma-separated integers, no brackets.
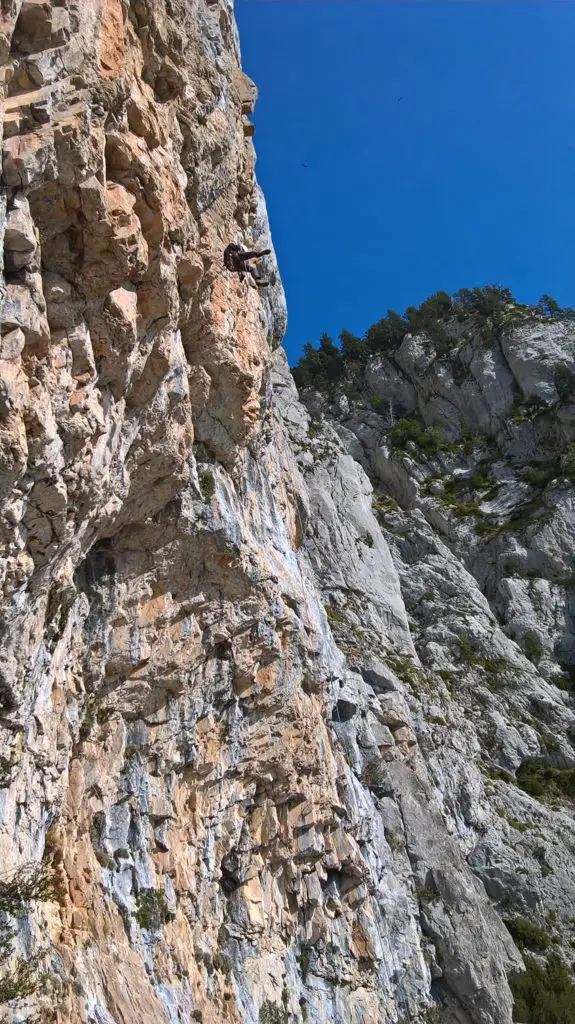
236,0,575,365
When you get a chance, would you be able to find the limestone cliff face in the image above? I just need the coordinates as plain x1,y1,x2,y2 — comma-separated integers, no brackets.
0,3,572,1024
290,312,575,1020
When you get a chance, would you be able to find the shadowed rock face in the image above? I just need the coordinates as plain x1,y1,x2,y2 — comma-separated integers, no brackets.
0,3,569,1024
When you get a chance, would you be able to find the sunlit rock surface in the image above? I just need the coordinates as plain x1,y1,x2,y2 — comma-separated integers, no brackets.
1,2,573,1023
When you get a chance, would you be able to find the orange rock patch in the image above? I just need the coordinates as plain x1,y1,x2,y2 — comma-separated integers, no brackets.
98,0,126,78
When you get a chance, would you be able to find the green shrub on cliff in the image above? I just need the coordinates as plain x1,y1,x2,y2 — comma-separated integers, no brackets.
0,865,55,1010
387,416,448,457
510,954,575,1023
133,888,170,931
503,916,551,952
517,761,575,802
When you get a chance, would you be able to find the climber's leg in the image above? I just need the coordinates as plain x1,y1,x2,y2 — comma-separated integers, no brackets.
249,266,269,288
238,248,271,264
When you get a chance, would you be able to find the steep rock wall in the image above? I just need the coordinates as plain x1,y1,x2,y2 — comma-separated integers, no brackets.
293,311,575,1019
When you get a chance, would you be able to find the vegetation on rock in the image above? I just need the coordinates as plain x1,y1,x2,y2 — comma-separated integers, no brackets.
516,761,575,802
510,954,575,1023
199,469,216,501
293,286,575,395
0,866,54,1012
503,916,551,952
133,888,171,931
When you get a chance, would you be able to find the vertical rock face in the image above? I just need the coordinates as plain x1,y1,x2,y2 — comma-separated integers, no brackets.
0,3,571,1024
289,308,575,1021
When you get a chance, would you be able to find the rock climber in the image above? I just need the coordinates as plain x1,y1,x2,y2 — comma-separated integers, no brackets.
223,242,271,287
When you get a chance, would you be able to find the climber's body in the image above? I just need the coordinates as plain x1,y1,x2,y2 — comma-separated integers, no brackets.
224,243,270,287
